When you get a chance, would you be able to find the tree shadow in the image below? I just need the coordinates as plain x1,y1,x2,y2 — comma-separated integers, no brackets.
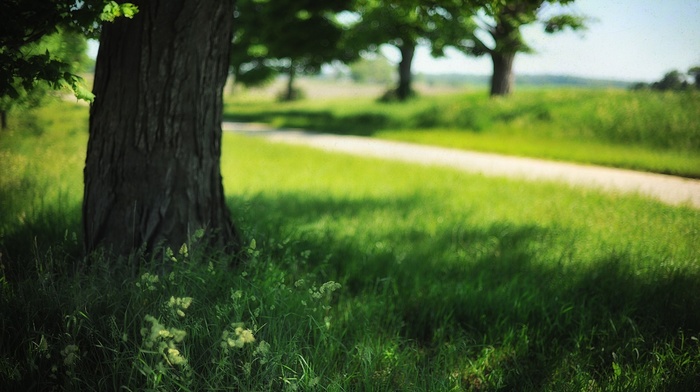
223,97,555,136
0,199,83,281
228,190,700,389
3,187,697,388
224,109,390,136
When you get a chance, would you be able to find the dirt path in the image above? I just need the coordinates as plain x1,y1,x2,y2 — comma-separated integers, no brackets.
223,122,700,209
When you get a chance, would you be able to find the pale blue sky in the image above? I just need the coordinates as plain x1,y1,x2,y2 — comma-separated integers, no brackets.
406,0,700,82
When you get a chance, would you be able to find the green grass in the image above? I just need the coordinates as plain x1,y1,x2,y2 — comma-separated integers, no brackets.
2,100,700,391
224,87,700,178
0,99,87,262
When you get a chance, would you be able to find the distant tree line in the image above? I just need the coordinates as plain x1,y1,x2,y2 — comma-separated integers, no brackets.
631,67,700,92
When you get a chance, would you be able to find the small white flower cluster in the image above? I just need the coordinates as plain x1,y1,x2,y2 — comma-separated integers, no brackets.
60,344,80,366
167,296,193,318
44,341,82,379
136,272,160,291
302,281,342,309
140,315,188,366
221,323,256,351
309,281,341,300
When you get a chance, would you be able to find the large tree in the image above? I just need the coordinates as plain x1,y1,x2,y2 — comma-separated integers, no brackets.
84,0,239,256
457,0,586,96
2,0,241,258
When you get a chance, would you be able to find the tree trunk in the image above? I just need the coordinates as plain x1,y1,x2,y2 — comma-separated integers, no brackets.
490,51,516,97
396,43,415,101
83,0,240,258
284,61,296,101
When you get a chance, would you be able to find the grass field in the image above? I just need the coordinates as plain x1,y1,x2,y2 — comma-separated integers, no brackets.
225,83,700,178
1,98,700,391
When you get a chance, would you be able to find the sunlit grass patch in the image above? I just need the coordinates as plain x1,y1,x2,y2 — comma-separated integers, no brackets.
376,127,700,177
0,99,87,263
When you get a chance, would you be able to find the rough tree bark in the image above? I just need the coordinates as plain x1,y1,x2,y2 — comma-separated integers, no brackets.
396,43,415,101
490,51,515,97
83,0,240,257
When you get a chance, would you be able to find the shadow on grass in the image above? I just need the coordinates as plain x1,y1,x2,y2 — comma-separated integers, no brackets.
224,109,390,137
223,98,550,136
0,202,83,282
2,189,697,389
229,191,700,389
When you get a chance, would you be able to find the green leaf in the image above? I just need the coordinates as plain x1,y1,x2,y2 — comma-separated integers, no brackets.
612,362,622,379
66,74,95,103
544,14,587,34
6,85,20,100
101,1,139,22
100,1,119,22
121,4,139,19
178,243,188,257
73,83,95,102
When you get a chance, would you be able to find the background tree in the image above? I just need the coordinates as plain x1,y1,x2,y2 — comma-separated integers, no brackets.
632,68,700,92
689,66,700,89
456,0,587,96
229,0,277,93
347,0,472,101
231,0,354,101
651,70,687,91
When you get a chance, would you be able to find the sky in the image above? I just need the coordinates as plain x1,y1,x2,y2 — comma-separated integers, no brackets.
402,0,700,82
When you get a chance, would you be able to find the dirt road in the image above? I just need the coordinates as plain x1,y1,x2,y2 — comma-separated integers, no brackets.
223,122,700,209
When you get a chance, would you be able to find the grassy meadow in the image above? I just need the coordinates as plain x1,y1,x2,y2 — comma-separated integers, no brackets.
225,83,700,178
1,95,700,391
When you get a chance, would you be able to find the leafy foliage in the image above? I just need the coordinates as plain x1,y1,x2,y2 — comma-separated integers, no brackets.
231,0,354,99
544,13,587,33
0,29,93,129
0,0,137,106
99,1,139,22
